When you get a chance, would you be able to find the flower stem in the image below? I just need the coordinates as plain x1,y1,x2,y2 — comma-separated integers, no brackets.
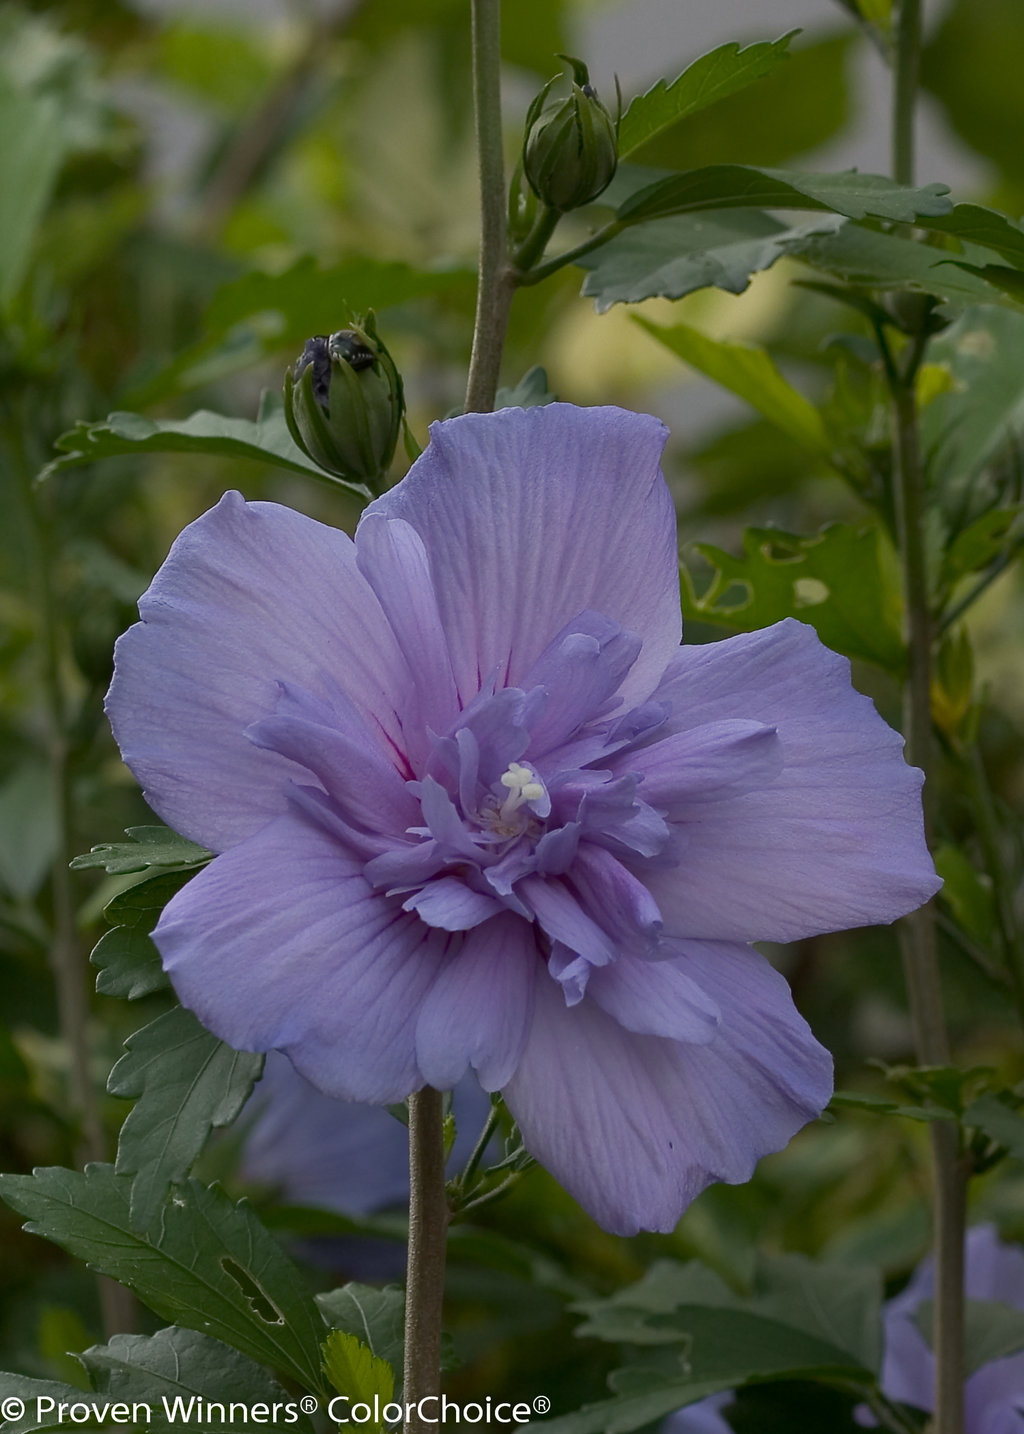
888,6,965,1430
402,1087,449,1434
464,0,513,414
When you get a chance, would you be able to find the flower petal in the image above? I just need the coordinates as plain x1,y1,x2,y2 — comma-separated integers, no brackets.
502,942,832,1234
403,877,505,931
355,514,461,760
154,808,451,1103
107,492,410,852
585,945,720,1041
365,405,680,708
644,620,940,942
415,914,539,1090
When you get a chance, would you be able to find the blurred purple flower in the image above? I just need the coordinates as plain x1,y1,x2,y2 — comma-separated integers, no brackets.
241,1052,489,1216
874,1224,1024,1431
106,403,939,1234
661,1392,733,1434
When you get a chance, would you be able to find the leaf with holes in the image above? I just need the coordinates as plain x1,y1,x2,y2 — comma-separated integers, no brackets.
0,1164,327,1395
617,34,798,158
81,1327,315,1433
681,524,904,671
108,1006,264,1230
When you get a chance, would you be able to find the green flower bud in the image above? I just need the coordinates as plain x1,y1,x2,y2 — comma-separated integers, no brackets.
523,55,617,213
283,314,404,489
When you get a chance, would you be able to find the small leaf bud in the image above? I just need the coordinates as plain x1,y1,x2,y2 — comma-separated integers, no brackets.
523,55,617,213
283,314,404,489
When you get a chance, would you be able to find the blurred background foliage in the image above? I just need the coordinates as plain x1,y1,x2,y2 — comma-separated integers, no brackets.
1,0,1023,1418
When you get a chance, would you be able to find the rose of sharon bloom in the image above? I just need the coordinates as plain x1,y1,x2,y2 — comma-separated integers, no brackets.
872,1225,1024,1432
106,403,940,1235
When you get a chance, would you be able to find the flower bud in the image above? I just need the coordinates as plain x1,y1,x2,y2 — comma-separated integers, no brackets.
283,314,404,488
523,56,617,213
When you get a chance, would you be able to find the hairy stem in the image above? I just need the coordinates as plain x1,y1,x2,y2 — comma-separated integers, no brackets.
889,6,965,1430
403,1088,449,1434
464,0,513,413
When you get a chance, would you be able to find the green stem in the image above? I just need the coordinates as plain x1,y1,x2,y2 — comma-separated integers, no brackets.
510,206,561,273
457,1102,501,1190
464,0,513,413
889,8,965,1431
517,217,624,286
403,1088,449,1434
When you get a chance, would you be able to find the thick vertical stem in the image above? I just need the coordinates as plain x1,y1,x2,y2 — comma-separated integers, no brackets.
402,1088,449,1434
464,0,513,413
889,6,965,1430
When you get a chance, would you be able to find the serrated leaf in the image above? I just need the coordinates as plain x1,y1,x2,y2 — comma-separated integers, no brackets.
915,1297,1024,1376
681,523,904,671
90,871,194,1000
108,1007,264,1230
0,1374,113,1433
634,317,830,455
315,1285,404,1372
42,393,359,492
963,1093,1024,1161
321,1330,394,1407
72,827,212,876
578,210,841,311
829,1091,955,1123
790,223,1023,309
925,204,1024,268
949,262,1024,303
0,1165,327,1395
81,1327,315,1433
542,1255,881,1434
617,165,951,225
617,34,797,158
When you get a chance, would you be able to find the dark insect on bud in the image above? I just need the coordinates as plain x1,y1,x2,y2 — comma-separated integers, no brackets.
523,55,617,213
284,314,404,490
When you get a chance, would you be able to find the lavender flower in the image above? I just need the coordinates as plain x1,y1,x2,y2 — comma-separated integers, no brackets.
106,403,939,1235
874,1224,1024,1431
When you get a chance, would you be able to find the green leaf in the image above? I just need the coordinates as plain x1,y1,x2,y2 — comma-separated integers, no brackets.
921,308,1024,488
681,524,905,671
72,827,212,876
321,1330,394,1406
0,1165,327,1395
925,204,1024,268
915,1297,1024,1376
133,256,473,403
617,165,951,226
108,1007,264,1230
90,871,194,1000
81,1327,315,1433
617,34,798,158
829,1090,955,1124
541,1255,881,1434
963,1093,1024,1161
633,318,830,455
789,223,1023,309
0,1374,115,1433
494,365,556,410
42,393,360,492
0,762,57,901
315,1285,405,1372
0,78,65,302
578,210,840,311
933,845,996,943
